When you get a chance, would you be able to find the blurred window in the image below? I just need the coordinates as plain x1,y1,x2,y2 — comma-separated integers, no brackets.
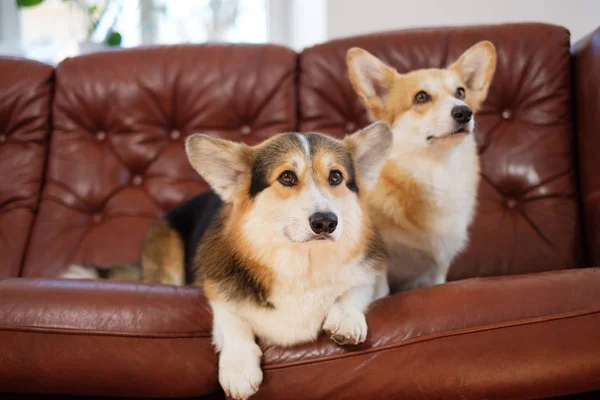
15,0,268,63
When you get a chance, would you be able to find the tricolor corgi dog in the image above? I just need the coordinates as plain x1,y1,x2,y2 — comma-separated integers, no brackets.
62,122,393,400
346,42,496,292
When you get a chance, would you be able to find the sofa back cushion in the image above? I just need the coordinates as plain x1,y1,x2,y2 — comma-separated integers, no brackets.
298,23,584,279
22,44,297,277
0,58,53,278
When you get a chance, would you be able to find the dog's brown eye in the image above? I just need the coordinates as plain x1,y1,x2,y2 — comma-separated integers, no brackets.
278,170,297,186
414,91,430,104
456,87,466,100
329,170,343,186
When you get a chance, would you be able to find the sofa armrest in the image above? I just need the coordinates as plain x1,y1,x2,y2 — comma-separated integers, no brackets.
0,58,54,279
0,278,218,398
572,25,600,266
2,268,600,399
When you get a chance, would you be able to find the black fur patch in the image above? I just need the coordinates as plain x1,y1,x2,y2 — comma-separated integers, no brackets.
346,179,359,194
249,169,270,198
249,134,304,198
97,269,111,279
165,190,223,284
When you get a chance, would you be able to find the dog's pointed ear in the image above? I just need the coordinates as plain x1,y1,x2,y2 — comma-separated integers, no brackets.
449,41,497,109
347,48,397,118
344,121,393,192
185,134,250,202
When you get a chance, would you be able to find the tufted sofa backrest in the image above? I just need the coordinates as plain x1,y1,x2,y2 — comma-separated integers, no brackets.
20,44,297,278
0,23,588,280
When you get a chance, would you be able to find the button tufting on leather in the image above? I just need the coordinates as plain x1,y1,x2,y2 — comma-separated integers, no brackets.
0,134,6,143
346,122,356,132
240,125,252,136
92,214,103,223
18,43,299,279
170,129,181,140
506,198,518,209
96,131,106,141
502,110,512,119
132,175,143,186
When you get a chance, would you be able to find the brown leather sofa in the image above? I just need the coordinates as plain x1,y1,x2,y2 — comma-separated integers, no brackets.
1,22,599,399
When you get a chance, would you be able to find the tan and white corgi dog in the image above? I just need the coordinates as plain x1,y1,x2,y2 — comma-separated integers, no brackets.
63,122,392,400
346,42,496,292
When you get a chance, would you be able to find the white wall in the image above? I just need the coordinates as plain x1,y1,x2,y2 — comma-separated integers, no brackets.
271,0,327,50
326,0,599,44
0,1,20,42
290,0,327,50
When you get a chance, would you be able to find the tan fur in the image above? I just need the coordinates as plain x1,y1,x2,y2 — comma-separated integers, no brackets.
60,262,141,281
202,279,220,301
347,49,397,120
104,263,142,281
369,162,430,232
347,42,496,292
141,219,185,286
449,41,497,112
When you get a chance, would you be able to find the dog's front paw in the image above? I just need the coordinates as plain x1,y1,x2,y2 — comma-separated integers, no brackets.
219,348,263,400
323,306,367,345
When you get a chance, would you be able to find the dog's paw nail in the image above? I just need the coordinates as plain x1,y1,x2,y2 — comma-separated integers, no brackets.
331,333,347,345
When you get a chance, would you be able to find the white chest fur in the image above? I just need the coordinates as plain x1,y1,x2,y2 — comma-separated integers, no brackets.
384,137,479,291
238,250,375,346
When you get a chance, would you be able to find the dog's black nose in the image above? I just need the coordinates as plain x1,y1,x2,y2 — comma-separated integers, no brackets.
451,105,473,123
309,212,338,234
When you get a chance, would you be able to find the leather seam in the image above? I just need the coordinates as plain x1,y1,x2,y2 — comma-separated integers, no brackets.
16,70,56,278
0,325,212,339
262,307,600,370
0,307,597,348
